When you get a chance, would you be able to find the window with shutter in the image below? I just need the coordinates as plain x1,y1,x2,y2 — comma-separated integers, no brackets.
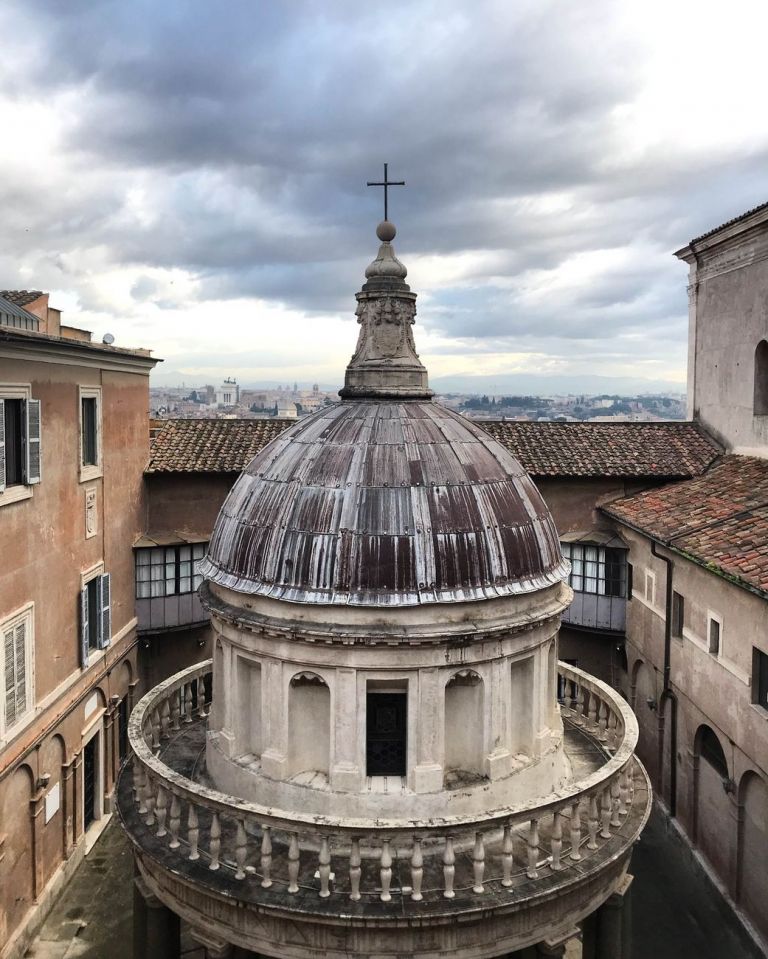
78,387,102,481
25,398,41,484
1,606,32,736
79,586,90,667
100,573,111,648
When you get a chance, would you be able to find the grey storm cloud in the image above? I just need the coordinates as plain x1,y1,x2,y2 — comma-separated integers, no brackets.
1,0,768,381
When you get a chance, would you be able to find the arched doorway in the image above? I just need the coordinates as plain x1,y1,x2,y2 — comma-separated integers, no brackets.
1,765,34,940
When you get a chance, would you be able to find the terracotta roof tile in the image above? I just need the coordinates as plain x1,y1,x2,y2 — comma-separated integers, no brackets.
147,415,720,480
147,418,294,473
0,290,44,307
603,456,768,597
478,421,719,478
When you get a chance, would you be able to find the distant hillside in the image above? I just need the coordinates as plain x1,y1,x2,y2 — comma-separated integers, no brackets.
429,373,685,396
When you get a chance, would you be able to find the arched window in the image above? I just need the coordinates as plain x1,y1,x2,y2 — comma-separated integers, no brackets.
697,724,728,778
754,340,768,415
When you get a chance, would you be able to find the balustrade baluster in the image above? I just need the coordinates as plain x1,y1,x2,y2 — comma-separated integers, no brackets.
144,775,156,827
410,838,423,901
183,684,193,724
136,763,148,815
209,812,221,871
627,761,635,806
472,832,485,893
607,710,618,748
598,701,608,742
234,819,247,880
600,787,612,839
610,776,622,827
261,826,273,888
550,811,563,871
574,686,586,725
587,794,599,849
587,690,597,727
569,801,582,861
151,710,161,752
619,765,630,817
155,785,168,838
318,836,331,898
188,804,200,861
379,839,392,902
168,793,181,849
160,700,171,739
131,756,141,806
443,836,456,899
501,824,514,886
171,691,181,731
527,818,540,879
287,833,300,893
349,838,361,901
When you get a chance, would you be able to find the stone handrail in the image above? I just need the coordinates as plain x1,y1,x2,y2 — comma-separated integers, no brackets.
125,660,643,904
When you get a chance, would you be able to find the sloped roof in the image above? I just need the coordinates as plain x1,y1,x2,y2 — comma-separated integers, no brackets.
478,421,719,478
147,418,294,472
0,290,44,307
147,415,721,478
603,456,768,597
688,200,768,246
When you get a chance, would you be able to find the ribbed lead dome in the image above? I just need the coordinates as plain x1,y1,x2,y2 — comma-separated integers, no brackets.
200,400,567,606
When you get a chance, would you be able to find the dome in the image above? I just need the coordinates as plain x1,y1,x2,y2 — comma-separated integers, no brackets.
200,218,567,606
200,399,566,605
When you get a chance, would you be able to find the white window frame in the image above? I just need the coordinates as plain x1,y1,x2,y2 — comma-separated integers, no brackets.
0,383,37,507
707,611,723,657
79,386,102,483
1,602,35,741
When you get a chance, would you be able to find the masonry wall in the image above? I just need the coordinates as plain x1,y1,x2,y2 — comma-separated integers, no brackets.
686,229,768,455
619,527,768,945
0,352,151,959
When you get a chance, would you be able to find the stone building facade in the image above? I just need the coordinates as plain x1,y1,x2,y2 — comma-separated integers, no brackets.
0,295,157,959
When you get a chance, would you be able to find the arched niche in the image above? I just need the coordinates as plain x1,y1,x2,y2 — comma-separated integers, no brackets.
737,771,768,941
444,670,485,784
510,655,535,757
693,724,731,880
234,655,262,759
753,340,768,415
288,672,330,781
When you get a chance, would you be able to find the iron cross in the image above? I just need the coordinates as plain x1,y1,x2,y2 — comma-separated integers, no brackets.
367,163,405,221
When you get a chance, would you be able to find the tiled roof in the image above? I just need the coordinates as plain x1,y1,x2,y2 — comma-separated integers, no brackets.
147,418,294,473
147,415,720,479
0,290,43,307
688,200,768,245
478,421,719,478
603,456,768,597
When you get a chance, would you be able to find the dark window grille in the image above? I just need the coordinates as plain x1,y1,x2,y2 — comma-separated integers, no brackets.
708,618,721,656
753,648,768,710
672,591,685,637
135,544,206,598
4,399,24,486
86,577,100,650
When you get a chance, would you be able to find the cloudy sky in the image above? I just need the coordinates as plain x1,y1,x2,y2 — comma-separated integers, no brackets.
2,0,768,391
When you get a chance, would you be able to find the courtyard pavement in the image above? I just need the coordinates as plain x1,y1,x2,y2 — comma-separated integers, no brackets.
23,805,766,958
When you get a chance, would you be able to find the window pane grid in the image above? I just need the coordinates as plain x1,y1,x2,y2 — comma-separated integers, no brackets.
135,543,208,598
562,543,627,597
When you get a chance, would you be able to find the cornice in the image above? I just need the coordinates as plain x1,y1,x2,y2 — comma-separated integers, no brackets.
0,335,159,374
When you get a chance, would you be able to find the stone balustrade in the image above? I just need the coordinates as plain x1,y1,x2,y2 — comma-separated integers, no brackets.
122,660,645,909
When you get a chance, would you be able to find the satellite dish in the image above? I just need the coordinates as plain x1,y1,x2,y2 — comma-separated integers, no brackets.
102,332,115,345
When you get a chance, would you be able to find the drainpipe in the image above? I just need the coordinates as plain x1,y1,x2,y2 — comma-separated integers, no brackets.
651,540,678,816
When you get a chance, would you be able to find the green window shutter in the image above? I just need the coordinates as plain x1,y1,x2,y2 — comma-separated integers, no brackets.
4,626,15,728
25,398,41,485
100,573,112,648
79,587,90,667
0,398,5,492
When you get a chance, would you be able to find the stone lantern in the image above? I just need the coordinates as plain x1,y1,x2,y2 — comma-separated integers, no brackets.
119,218,650,959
